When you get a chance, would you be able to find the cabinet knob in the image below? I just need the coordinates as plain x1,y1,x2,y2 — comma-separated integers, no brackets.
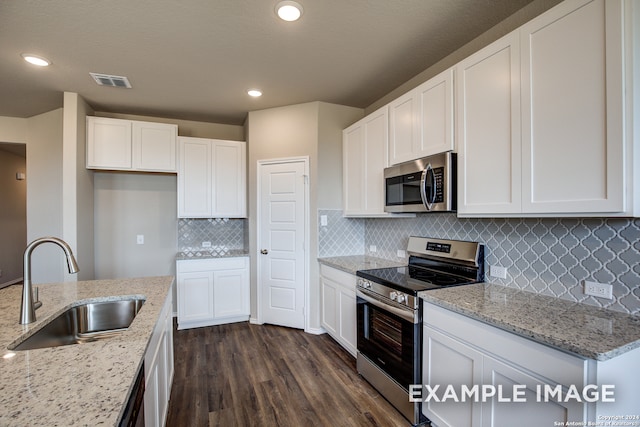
260,249,268,255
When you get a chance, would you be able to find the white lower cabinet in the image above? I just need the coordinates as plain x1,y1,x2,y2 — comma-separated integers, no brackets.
144,289,174,427
424,303,598,427
320,265,357,357
176,257,250,330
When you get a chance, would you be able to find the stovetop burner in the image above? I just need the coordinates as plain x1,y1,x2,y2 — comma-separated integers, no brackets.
356,236,484,296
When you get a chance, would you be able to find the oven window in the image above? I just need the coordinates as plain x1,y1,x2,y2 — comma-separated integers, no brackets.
370,310,403,357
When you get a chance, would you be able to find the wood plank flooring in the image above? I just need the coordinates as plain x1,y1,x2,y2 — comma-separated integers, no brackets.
166,321,412,427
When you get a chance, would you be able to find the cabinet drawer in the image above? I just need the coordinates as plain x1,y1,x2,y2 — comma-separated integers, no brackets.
424,303,586,387
177,257,248,273
319,265,357,289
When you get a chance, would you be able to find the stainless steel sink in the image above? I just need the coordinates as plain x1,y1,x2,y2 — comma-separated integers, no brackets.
9,298,145,351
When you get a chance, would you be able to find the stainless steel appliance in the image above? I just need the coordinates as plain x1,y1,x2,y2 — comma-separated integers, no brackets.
384,152,456,213
356,236,484,426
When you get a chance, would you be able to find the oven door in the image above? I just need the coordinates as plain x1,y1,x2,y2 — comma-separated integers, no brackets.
356,289,421,388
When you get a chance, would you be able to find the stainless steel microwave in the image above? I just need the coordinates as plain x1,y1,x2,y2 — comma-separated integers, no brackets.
384,152,456,213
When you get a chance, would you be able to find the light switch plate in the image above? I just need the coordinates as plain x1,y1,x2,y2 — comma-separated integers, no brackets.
136,235,144,245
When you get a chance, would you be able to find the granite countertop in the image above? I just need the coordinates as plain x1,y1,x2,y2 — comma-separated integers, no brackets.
318,255,405,275
0,276,174,426
420,283,640,361
176,249,249,260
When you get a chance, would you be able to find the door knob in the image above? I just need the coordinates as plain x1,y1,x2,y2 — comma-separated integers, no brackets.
261,249,268,255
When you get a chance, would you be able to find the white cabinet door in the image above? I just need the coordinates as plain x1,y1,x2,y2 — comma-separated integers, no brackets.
389,90,418,165
177,137,212,218
416,68,455,157
213,268,249,318
177,137,247,218
343,106,390,217
520,0,623,214
133,121,177,172
177,271,214,325
423,325,483,427
389,68,455,166
86,117,132,169
212,140,246,217
343,123,365,214
177,258,250,329
320,276,338,336
337,286,357,356
319,265,357,357
481,356,583,427
456,32,522,215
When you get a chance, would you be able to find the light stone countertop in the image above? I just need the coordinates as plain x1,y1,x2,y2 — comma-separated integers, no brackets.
0,276,174,426
318,255,405,275
420,283,640,361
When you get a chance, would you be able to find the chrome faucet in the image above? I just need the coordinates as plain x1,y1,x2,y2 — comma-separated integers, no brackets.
20,237,79,324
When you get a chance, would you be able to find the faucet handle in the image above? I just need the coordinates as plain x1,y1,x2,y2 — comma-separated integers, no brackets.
33,287,42,310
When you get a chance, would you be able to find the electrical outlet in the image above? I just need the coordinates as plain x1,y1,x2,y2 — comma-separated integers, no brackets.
397,249,406,258
136,234,144,245
584,280,613,300
320,215,328,226
369,245,377,253
490,265,507,279
202,241,212,248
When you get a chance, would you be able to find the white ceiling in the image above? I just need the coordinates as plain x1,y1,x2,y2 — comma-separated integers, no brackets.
0,0,535,125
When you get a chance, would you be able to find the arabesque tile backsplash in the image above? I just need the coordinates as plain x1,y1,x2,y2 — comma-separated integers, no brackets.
318,210,640,315
178,218,247,257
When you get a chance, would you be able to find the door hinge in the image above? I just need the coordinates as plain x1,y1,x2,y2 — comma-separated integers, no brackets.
302,174,309,184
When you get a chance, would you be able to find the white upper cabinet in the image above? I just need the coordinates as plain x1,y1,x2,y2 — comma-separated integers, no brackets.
177,136,246,218
520,0,624,214
343,106,392,217
87,116,177,172
132,121,177,172
456,32,522,216
458,0,630,217
389,68,454,165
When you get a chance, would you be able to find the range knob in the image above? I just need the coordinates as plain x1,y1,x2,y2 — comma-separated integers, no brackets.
396,294,406,304
390,291,398,301
361,280,372,289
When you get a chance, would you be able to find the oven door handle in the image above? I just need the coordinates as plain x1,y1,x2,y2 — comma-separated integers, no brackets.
356,288,418,324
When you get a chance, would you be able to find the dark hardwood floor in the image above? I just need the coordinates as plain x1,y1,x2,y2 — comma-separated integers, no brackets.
166,320,411,427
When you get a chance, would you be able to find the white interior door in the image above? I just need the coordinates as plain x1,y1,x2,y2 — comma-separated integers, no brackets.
258,159,307,329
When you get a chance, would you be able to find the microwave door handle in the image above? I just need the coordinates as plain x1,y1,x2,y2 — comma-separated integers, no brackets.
420,164,435,210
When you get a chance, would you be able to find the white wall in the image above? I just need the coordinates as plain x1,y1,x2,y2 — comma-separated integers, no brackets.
93,172,177,279
26,109,65,284
247,101,362,331
63,92,95,281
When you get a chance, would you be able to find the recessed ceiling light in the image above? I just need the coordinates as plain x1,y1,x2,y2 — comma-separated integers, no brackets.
248,89,262,97
276,1,303,21
21,54,51,67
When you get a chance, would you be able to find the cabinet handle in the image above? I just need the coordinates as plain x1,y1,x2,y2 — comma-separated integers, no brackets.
260,249,268,255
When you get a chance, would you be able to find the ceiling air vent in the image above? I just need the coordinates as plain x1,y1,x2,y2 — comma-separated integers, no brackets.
89,73,132,88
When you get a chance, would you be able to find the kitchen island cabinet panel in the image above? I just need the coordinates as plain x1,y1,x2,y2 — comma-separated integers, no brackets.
176,257,250,330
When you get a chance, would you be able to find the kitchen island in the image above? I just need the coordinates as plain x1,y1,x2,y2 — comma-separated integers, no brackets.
0,276,174,426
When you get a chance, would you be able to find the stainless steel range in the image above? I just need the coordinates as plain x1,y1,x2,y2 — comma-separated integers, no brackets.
356,236,484,426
